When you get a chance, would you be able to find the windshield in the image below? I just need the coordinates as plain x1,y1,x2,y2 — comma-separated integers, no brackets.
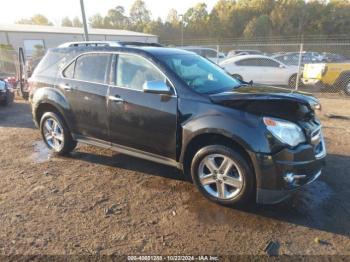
158,54,241,94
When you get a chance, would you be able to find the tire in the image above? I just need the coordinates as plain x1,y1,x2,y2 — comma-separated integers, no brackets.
190,145,254,206
288,74,297,89
231,74,243,81
40,112,77,155
343,78,350,95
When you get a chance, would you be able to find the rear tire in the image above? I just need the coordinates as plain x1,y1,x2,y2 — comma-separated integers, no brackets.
40,112,77,155
190,145,254,206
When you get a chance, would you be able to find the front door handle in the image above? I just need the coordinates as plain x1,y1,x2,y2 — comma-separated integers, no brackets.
59,84,72,91
108,95,124,103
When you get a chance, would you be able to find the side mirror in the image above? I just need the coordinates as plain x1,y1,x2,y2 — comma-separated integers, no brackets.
279,64,286,69
143,80,171,94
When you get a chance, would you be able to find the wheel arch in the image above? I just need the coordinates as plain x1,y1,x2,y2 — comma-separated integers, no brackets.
180,132,256,181
32,87,72,130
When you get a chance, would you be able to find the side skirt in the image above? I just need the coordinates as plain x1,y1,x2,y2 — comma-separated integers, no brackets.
73,134,182,170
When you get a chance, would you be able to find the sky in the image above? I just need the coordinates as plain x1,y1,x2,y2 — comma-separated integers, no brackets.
0,0,218,25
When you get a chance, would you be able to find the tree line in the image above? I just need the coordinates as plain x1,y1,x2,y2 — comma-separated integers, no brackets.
16,0,350,44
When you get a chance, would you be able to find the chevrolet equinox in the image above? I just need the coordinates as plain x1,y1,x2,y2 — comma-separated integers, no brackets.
29,45,326,206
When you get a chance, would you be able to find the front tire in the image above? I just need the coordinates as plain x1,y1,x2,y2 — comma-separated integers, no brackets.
190,145,254,206
343,78,350,95
40,112,76,155
288,74,297,89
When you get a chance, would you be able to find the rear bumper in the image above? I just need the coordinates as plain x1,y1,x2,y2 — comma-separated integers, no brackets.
254,135,326,204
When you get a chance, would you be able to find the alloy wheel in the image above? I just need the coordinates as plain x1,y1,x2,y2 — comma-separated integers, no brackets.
43,117,64,151
198,154,243,199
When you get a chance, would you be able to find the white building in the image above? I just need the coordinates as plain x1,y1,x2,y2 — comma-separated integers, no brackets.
0,24,158,57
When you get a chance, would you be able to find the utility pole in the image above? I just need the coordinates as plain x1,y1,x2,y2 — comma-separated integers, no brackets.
179,14,184,46
80,0,89,41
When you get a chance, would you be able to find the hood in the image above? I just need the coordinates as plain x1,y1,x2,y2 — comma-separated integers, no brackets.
210,85,320,121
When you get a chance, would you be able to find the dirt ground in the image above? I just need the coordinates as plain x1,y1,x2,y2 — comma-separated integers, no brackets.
0,94,350,257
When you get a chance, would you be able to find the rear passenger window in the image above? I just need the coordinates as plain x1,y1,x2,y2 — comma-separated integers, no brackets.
74,54,111,83
260,58,280,67
203,49,217,58
236,58,259,66
63,61,75,78
116,54,166,91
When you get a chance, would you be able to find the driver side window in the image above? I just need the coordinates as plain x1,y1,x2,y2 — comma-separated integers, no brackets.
116,54,166,91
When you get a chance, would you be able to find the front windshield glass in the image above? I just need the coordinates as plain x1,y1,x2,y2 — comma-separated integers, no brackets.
158,53,241,94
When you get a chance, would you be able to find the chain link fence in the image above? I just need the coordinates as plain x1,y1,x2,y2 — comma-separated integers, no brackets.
0,48,19,80
171,37,350,97
1,38,350,98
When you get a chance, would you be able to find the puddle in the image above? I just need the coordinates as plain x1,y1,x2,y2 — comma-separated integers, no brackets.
31,141,52,163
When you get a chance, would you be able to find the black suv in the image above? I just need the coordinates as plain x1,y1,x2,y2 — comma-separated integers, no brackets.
29,45,326,206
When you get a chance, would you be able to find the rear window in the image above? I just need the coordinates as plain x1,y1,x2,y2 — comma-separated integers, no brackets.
33,49,79,77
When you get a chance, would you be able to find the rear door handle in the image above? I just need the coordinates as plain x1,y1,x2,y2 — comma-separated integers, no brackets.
108,95,124,103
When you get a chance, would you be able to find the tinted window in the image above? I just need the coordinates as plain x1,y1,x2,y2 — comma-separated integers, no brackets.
74,54,111,83
236,58,260,66
259,58,280,67
116,54,166,91
158,54,241,94
203,49,217,58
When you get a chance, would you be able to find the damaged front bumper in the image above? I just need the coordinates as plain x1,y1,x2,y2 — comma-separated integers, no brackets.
254,133,326,204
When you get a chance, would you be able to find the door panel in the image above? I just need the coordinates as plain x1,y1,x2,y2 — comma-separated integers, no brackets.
108,87,177,159
58,53,112,141
108,53,177,159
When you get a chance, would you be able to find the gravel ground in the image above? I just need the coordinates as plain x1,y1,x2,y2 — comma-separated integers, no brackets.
0,95,350,257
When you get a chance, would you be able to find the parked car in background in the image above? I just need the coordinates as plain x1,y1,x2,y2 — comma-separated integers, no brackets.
0,79,14,106
180,47,226,64
302,62,350,95
220,55,300,88
272,52,325,66
322,53,349,63
29,44,325,206
227,49,263,58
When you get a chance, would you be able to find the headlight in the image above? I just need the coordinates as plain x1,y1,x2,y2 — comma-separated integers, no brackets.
263,117,306,147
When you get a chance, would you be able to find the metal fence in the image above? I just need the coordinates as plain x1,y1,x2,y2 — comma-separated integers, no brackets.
173,38,350,96
1,38,350,97
0,49,19,80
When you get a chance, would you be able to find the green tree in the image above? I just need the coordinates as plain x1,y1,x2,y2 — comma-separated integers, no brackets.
129,0,151,31
16,14,53,26
89,14,106,28
166,8,180,26
72,17,83,27
243,15,272,38
61,17,73,27
104,6,129,29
